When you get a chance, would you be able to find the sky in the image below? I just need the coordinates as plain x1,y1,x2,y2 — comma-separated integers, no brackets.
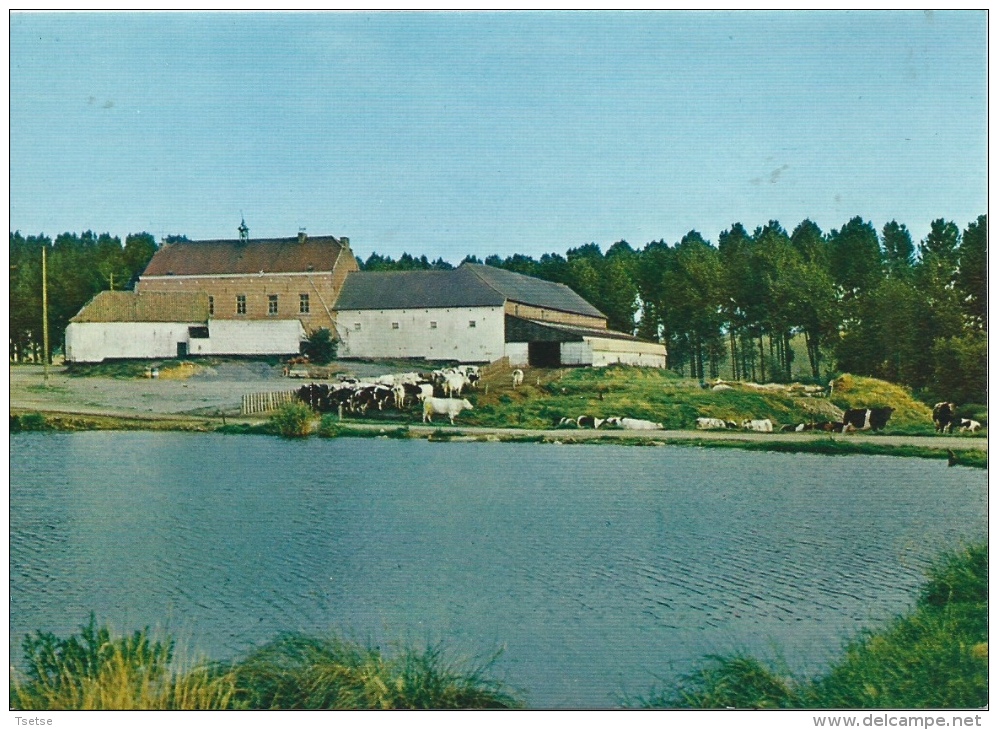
9,11,988,264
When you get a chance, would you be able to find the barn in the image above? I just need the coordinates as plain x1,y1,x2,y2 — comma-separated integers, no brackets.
334,263,666,367
64,291,304,362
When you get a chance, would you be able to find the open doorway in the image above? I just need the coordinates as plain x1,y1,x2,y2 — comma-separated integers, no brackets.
527,341,560,367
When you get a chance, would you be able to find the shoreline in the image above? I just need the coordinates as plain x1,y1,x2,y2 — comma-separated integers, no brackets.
10,406,988,468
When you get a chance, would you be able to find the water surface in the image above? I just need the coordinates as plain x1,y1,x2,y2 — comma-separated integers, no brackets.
9,432,987,707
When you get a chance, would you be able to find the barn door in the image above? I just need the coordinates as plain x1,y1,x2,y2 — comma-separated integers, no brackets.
528,341,560,367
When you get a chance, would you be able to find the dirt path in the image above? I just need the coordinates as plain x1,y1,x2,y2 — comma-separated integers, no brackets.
10,365,986,452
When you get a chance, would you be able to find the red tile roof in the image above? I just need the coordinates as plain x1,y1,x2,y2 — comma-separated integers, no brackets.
141,235,349,277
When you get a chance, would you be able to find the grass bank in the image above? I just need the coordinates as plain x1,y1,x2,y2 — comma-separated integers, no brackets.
11,406,987,469
633,542,988,709
466,365,956,434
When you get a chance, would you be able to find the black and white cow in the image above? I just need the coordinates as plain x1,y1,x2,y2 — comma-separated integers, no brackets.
842,407,894,432
933,402,957,433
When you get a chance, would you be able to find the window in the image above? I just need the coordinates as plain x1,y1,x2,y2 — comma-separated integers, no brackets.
468,320,476,328
354,322,361,331
429,321,438,329
391,322,400,330
268,295,278,316
236,295,246,315
208,296,214,316
299,294,310,314
188,326,209,339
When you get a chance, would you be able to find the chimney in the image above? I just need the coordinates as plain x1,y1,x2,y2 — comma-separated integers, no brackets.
340,236,349,248
298,229,308,244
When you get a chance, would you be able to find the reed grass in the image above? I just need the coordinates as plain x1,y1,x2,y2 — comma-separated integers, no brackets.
10,620,521,710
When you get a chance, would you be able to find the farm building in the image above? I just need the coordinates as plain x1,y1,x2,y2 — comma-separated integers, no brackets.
135,229,359,333
65,291,304,362
64,226,665,368
334,263,667,367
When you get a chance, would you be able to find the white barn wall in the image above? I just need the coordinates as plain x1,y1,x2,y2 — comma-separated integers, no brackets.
587,337,667,368
336,306,505,363
559,342,593,366
504,342,529,366
65,322,198,362
190,320,304,356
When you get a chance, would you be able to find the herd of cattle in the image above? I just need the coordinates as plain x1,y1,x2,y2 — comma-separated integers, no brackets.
293,369,982,435
295,366,481,423
694,408,895,433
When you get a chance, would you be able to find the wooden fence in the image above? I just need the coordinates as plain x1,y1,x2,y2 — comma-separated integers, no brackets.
241,390,299,416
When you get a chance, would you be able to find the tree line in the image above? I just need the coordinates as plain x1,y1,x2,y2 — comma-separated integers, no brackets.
9,231,159,363
360,215,987,404
10,215,986,404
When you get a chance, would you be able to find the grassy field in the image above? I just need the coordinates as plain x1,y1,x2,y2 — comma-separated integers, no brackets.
633,543,988,709
463,364,957,434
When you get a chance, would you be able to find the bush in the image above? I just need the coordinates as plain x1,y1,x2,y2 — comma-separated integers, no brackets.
11,413,50,432
302,328,338,365
268,402,314,438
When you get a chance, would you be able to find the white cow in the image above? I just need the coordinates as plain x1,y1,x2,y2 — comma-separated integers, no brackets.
511,369,524,388
959,418,982,433
606,417,663,430
391,384,407,410
696,417,728,430
741,418,774,433
443,373,470,397
422,397,474,424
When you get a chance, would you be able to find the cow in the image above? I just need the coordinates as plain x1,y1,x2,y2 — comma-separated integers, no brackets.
780,423,806,432
577,415,605,429
741,419,774,433
606,417,663,430
958,418,982,433
933,402,957,434
696,417,728,430
842,407,894,432
422,397,474,425
442,372,470,398
511,369,524,388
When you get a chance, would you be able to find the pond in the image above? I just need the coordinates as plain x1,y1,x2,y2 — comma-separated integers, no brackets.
9,432,987,708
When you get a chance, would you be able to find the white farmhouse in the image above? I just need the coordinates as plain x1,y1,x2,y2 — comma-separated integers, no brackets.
334,263,667,367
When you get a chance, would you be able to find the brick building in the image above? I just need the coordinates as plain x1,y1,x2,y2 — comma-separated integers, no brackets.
136,231,358,333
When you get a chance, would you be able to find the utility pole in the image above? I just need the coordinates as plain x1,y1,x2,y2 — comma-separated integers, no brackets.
42,247,49,382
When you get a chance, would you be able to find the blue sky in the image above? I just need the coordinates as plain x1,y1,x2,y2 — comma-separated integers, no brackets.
9,11,987,263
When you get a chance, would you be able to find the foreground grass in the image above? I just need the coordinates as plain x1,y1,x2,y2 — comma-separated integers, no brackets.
634,543,988,709
10,620,521,710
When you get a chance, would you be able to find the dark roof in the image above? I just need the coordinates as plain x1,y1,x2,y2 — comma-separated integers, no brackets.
70,291,209,323
335,267,506,310
463,264,605,319
336,264,606,319
142,235,348,277
505,316,647,343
